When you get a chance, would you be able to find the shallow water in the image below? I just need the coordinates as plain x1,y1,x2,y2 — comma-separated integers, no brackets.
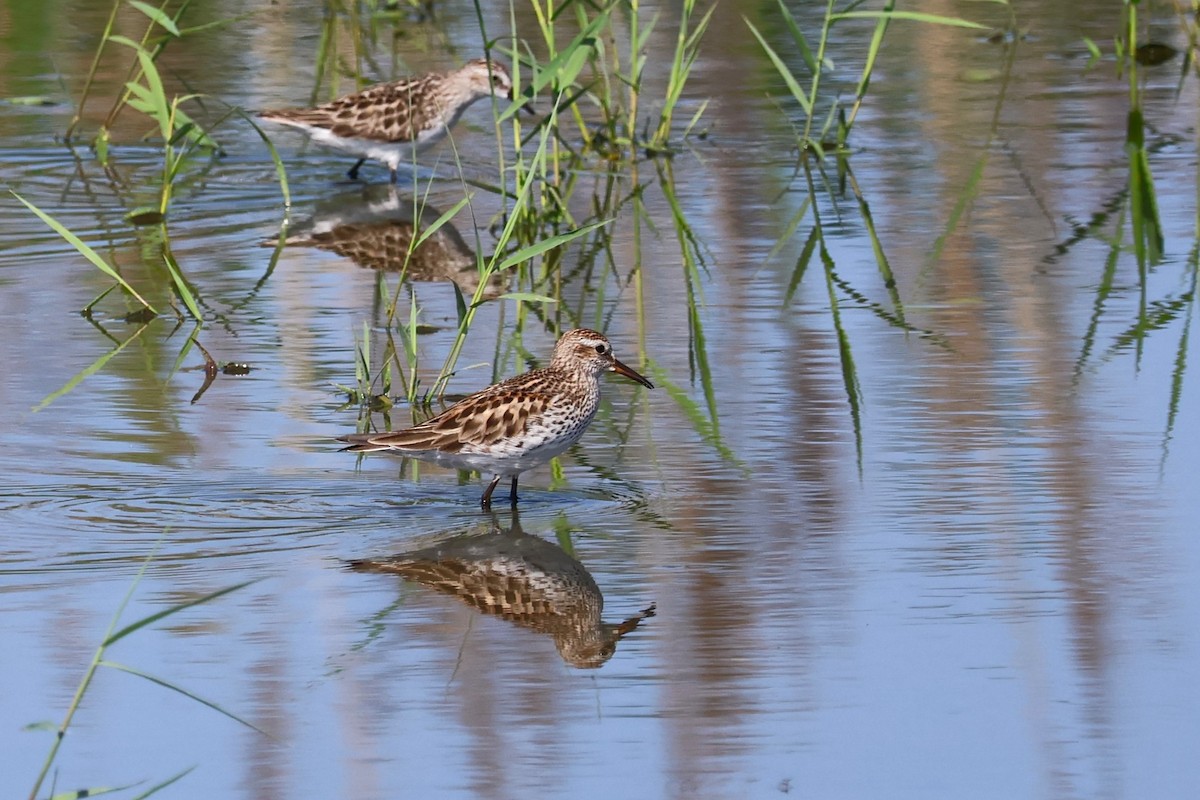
2,1,1199,798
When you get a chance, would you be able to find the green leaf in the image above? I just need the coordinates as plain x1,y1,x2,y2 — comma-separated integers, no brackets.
452,280,468,327
105,580,256,646
745,17,813,116
161,247,204,321
106,34,144,49
100,659,270,737
494,292,558,304
35,321,151,412
497,6,613,123
127,0,181,36
777,0,818,76
23,720,58,732
495,219,611,271
49,781,141,799
784,226,820,305
413,195,470,250
134,48,171,140
238,109,290,207
832,10,987,28
10,191,156,312
130,766,196,800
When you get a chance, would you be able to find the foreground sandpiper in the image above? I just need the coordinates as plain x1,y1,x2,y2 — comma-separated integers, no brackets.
260,59,516,182
339,329,654,508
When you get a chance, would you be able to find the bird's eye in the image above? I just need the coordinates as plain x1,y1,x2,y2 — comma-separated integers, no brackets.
594,344,608,355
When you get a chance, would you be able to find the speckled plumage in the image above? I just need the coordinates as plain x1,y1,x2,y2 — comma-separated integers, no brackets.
339,329,654,508
266,185,502,295
260,59,515,182
347,515,656,668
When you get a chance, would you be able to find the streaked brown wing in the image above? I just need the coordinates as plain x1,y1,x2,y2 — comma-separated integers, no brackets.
340,386,551,453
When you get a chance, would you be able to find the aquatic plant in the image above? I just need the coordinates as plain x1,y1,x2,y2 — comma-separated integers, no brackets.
1069,0,1194,467
515,0,713,160
747,0,987,157
26,547,258,800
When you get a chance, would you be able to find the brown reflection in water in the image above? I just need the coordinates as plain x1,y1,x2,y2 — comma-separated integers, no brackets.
268,183,503,299
348,511,655,669
244,604,291,800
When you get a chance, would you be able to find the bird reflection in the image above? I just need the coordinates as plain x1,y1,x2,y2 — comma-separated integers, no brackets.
347,512,655,668
268,184,502,297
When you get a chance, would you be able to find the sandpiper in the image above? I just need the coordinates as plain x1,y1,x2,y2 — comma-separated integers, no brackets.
339,329,654,508
260,59,516,182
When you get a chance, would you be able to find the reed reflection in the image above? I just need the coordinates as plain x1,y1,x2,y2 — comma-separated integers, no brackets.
271,184,502,297
348,512,655,668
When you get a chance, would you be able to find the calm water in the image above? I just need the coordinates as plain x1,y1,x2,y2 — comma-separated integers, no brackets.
2,1,1198,798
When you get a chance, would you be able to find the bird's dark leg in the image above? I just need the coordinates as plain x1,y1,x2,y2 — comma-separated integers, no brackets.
347,158,366,180
508,476,519,506
481,474,503,510
389,166,398,184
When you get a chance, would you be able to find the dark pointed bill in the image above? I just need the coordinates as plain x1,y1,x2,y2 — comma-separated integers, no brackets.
512,87,536,116
610,358,654,389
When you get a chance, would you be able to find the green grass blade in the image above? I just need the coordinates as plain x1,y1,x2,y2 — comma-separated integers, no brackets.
821,245,864,476
1073,208,1125,381
105,33,145,49
48,781,141,799
745,18,813,116
413,195,471,250
134,48,171,140
99,660,270,736
452,279,468,328
161,246,203,320
167,101,220,150
777,0,819,75
495,219,611,271
1127,108,1164,268
105,580,256,646
784,226,819,305
11,191,157,312
843,0,893,134
35,323,151,412
649,367,745,470
764,195,812,265
924,150,987,272
845,165,905,322
494,292,558,304
127,0,181,36
130,766,197,800
832,10,986,28
1160,295,1192,459
170,324,201,384
238,109,291,207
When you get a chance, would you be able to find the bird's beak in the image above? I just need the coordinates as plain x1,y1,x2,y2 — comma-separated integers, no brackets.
610,358,654,389
509,87,535,116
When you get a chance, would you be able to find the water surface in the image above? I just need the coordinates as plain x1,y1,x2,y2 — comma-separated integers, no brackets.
2,1,1198,798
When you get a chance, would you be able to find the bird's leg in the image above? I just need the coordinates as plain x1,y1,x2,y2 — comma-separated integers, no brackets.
389,166,399,184
481,474,503,510
347,158,366,180
508,476,519,506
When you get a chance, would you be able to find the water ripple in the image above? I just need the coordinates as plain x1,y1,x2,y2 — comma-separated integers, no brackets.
0,472,651,578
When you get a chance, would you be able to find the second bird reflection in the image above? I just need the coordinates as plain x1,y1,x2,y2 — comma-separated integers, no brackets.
269,184,503,299
348,512,656,669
